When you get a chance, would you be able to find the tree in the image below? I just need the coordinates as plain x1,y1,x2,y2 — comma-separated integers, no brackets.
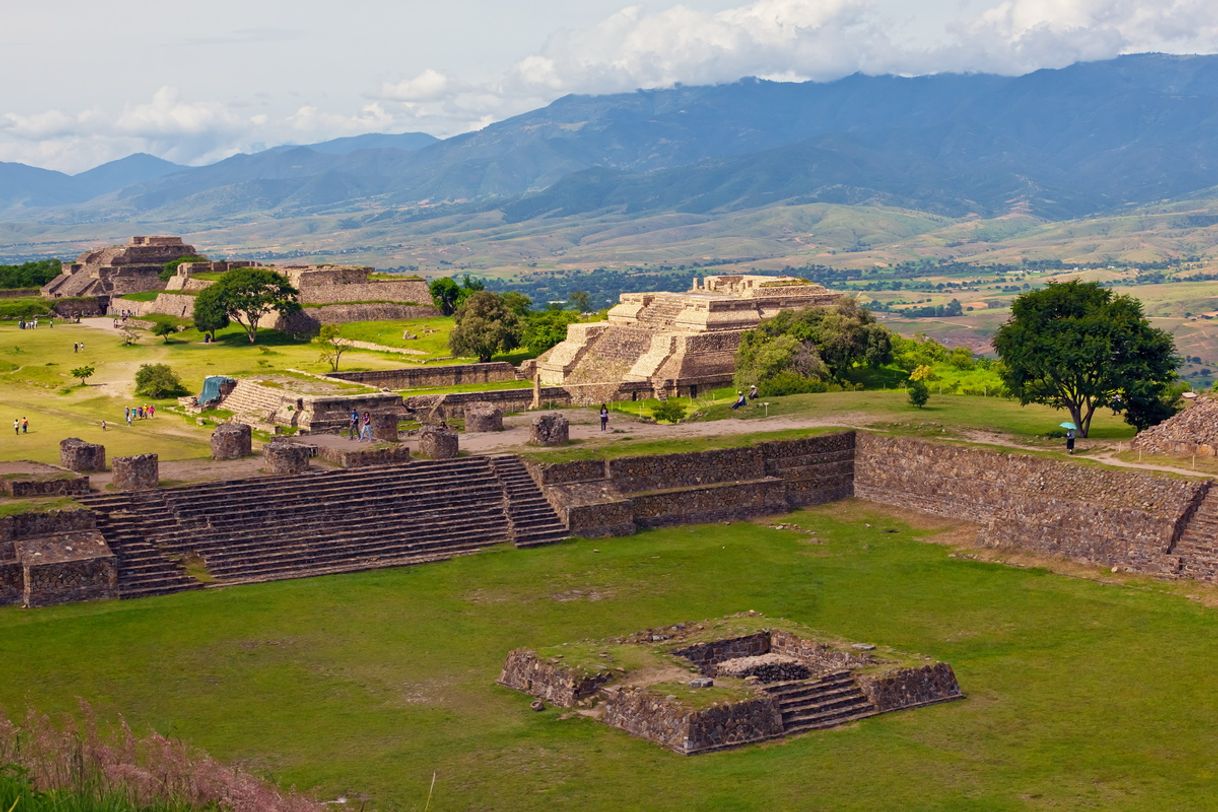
70,365,95,386
316,324,350,372
134,364,187,398
429,275,486,316
907,378,930,408
994,281,1179,437
568,290,592,313
192,285,230,340
153,321,177,343
159,254,208,282
500,291,532,317
522,309,581,354
449,291,522,362
200,268,300,344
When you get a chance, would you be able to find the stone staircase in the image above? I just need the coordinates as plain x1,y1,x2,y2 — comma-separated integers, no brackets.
219,380,291,426
77,493,203,599
761,670,877,734
1171,488,1218,580
491,456,570,548
634,296,687,328
565,327,656,385
80,456,571,598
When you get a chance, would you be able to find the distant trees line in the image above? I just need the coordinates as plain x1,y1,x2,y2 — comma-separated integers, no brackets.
0,259,60,289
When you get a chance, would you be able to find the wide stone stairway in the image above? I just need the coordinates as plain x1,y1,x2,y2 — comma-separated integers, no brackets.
1170,487,1218,579
79,456,569,598
761,670,877,734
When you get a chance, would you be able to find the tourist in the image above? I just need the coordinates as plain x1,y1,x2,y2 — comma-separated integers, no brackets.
348,408,360,440
148,404,155,418
11,418,17,436
101,419,107,431
600,403,609,432
73,343,79,353
21,417,28,434
124,406,130,423
731,391,747,410
360,411,373,442
1066,428,1076,455
748,384,759,400
126,409,133,427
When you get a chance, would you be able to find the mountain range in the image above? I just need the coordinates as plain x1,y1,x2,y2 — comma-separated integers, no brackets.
3,53,1218,266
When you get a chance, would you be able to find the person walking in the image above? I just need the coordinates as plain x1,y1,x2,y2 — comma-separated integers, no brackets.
148,404,155,418
101,419,107,431
599,403,609,432
126,408,133,427
20,417,28,434
1066,428,1076,455
359,411,373,442
12,418,18,436
348,408,359,440
124,406,130,423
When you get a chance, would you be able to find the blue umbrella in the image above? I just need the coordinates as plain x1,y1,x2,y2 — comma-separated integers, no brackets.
1059,421,1078,430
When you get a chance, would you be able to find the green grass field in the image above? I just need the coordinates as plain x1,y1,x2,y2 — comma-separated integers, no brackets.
4,501,1218,809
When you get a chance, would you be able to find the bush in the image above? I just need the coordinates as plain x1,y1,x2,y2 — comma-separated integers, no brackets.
134,364,187,398
652,400,687,424
0,298,53,321
907,379,930,408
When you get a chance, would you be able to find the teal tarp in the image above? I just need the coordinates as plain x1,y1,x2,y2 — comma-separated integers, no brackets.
198,376,235,407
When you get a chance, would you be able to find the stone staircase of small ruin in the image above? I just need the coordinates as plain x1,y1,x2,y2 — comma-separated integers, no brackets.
490,456,571,548
81,455,571,597
220,381,287,425
77,492,203,599
761,670,877,734
565,327,656,385
1169,489,1218,580
633,297,687,329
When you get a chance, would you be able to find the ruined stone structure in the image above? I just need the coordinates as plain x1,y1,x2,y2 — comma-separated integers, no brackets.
264,440,312,475
0,462,90,497
70,456,568,598
210,423,252,460
1131,396,1218,457
417,425,459,459
370,413,400,442
537,275,840,401
42,237,198,298
329,363,519,391
0,510,116,607
500,616,962,754
59,438,106,473
111,454,158,491
217,378,404,434
464,402,504,432
530,413,569,446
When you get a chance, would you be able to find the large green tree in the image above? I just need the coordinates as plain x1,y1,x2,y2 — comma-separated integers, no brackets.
191,285,230,340
449,291,522,362
735,299,892,394
429,275,485,316
197,268,300,344
993,281,1179,437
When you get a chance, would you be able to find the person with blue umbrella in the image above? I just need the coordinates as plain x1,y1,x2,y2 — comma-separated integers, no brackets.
1061,421,1078,454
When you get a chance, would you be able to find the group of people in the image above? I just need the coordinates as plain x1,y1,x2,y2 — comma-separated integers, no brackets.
348,409,374,442
112,310,134,329
124,404,156,426
731,384,760,410
11,417,28,435
17,317,48,330
72,341,86,353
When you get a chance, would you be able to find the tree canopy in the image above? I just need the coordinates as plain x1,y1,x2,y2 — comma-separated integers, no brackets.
735,300,893,395
993,281,1179,436
448,291,522,362
194,268,300,344
429,275,485,316
0,259,61,289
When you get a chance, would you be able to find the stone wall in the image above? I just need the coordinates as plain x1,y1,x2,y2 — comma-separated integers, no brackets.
274,303,438,338
126,292,198,319
599,686,783,754
404,387,571,418
112,454,158,490
673,633,771,674
631,480,788,527
857,663,963,712
0,509,95,543
769,629,871,674
854,433,1205,572
0,562,21,606
17,533,118,607
210,423,252,460
331,362,518,390
498,649,611,707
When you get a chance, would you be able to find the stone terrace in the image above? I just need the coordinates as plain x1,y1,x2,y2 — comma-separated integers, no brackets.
77,456,569,598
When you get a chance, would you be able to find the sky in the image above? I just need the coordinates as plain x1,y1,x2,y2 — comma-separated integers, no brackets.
3,0,1217,173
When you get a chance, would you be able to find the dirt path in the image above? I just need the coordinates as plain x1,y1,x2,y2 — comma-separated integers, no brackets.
958,428,1210,478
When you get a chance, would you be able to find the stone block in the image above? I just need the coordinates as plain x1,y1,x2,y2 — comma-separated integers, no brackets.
210,422,252,460
111,454,158,490
417,425,459,459
264,440,311,475
59,437,105,472
531,413,570,446
464,401,504,432
370,412,400,442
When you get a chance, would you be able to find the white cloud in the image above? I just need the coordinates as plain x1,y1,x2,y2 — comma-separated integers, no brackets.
380,69,450,102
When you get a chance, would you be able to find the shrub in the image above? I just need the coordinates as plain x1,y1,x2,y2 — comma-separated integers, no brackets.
134,364,187,398
652,400,687,424
907,379,930,408
153,321,177,342
70,365,94,386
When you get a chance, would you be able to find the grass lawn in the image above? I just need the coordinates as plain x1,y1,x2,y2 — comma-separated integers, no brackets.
0,322,414,464
336,317,457,357
3,501,1218,809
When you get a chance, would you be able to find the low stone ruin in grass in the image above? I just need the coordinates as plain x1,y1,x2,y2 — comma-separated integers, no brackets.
499,613,962,754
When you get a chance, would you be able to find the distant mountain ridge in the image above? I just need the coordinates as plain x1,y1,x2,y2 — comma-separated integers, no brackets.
3,54,1218,228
